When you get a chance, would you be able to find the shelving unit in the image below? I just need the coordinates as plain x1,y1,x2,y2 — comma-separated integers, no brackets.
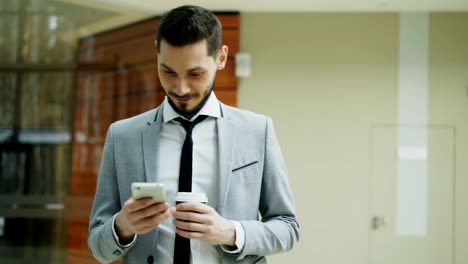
0,61,116,264
0,61,118,196
0,62,73,264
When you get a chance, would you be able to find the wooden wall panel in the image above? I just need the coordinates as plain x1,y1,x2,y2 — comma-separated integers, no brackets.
69,13,239,263
216,59,237,89
217,14,240,28
224,28,240,56
99,35,157,65
215,89,237,107
80,19,158,49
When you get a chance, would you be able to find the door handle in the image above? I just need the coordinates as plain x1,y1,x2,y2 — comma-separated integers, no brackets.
371,216,387,230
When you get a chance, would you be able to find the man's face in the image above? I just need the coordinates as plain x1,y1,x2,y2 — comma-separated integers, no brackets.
157,39,228,118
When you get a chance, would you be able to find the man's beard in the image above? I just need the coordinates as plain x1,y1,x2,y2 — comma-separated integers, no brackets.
166,80,214,119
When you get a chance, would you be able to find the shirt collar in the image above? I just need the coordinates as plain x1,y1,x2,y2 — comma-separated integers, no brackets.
163,91,221,123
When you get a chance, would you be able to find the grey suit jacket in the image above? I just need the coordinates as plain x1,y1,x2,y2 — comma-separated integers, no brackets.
88,102,299,264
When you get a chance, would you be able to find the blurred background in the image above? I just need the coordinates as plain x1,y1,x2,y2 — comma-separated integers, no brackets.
0,0,467,263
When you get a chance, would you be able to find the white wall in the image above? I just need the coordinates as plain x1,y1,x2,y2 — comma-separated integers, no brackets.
237,12,468,264
429,13,468,264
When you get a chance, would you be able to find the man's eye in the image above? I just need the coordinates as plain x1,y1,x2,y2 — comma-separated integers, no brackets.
165,71,176,75
189,73,201,77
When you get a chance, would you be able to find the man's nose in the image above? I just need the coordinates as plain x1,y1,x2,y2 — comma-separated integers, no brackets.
174,78,190,96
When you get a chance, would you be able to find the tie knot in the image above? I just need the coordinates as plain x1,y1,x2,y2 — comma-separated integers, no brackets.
175,115,208,134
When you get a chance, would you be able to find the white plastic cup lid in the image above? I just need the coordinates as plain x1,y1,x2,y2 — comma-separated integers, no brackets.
175,192,208,203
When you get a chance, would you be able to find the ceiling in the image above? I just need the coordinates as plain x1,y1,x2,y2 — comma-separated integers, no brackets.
67,0,468,13
3,0,468,37
63,0,468,13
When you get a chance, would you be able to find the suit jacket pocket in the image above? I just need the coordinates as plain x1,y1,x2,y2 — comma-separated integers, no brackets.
227,160,262,218
231,161,261,186
232,161,259,173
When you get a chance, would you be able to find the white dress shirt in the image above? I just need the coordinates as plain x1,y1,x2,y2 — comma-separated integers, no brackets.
112,92,244,263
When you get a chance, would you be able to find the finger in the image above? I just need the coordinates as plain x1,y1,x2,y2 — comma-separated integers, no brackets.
173,211,209,224
176,202,213,214
173,219,207,233
176,228,205,240
133,202,170,219
125,197,158,212
134,207,173,232
126,202,169,224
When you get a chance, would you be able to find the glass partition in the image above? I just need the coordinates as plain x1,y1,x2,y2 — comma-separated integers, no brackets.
0,0,76,262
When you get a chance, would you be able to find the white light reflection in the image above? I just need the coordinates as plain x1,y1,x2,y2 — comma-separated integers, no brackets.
48,16,58,31
396,13,429,237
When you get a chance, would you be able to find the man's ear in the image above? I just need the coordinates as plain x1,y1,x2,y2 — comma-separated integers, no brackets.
217,45,229,70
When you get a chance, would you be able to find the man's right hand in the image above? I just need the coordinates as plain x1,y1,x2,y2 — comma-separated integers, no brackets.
115,197,174,241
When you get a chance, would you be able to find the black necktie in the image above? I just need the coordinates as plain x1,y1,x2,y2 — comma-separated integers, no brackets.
173,115,207,264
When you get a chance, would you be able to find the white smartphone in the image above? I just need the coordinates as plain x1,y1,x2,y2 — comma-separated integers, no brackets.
131,182,166,203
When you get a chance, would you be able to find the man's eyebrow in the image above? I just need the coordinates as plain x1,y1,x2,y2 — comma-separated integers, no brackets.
188,66,205,72
160,63,206,72
160,63,173,71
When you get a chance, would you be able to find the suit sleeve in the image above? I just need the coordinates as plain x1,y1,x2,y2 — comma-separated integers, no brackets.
88,124,134,263
238,117,300,259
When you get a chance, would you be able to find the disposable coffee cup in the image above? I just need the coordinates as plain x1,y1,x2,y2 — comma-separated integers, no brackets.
175,192,208,204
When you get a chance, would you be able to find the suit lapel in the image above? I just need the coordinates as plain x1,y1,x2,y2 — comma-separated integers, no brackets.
217,105,235,213
143,103,236,211
143,107,163,182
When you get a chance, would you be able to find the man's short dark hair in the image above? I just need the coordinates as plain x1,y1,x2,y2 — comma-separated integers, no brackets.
156,5,222,57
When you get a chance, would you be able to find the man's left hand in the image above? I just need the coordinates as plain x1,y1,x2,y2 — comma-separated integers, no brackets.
173,203,236,246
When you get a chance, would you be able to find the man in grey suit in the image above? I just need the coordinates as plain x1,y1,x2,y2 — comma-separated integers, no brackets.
88,5,299,264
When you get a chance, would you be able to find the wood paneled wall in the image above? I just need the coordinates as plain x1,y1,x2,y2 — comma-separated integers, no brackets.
68,13,239,263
